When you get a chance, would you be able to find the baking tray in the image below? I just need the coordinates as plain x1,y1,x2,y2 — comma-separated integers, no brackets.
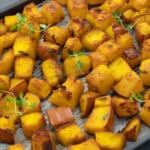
0,0,150,150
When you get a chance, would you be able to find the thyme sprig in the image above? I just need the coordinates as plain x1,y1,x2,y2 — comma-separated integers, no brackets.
0,88,36,116
10,13,50,32
112,11,133,32
130,93,145,103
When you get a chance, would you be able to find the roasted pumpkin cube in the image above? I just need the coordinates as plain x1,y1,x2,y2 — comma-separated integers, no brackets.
0,94,20,123
0,75,10,90
135,22,150,43
79,91,100,118
94,95,112,107
41,1,64,25
47,106,75,129
140,59,150,86
68,17,90,38
90,51,108,69
113,71,144,98
63,55,91,77
129,0,150,11
0,117,15,144
67,0,88,19
50,76,84,110
100,0,125,12
144,89,150,101
81,29,109,51
140,100,150,126
0,32,19,50
37,41,60,61
14,56,35,80
28,78,52,99
0,21,7,35
86,65,114,95
21,112,46,138
8,144,24,150
56,123,86,146
116,33,134,50
86,8,115,30
21,92,41,115
13,35,37,59
109,57,131,83
23,3,45,24
84,106,114,134
4,15,19,30
62,37,83,59
20,20,41,40
96,39,123,63
112,96,139,118
44,26,70,46
32,129,55,150
55,0,67,5
105,23,126,39
0,50,14,75
87,0,105,5
42,58,63,87
95,132,126,150
9,78,27,97
122,118,141,141
123,48,141,68
141,39,150,60
68,138,100,150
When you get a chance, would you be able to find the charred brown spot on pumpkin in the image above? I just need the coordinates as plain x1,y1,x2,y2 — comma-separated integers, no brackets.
123,48,139,60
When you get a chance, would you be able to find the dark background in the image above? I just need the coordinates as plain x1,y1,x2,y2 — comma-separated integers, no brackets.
0,0,150,150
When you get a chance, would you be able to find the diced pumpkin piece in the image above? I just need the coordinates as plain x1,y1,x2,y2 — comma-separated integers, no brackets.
14,56,35,80
50,76,84,110
109,57,131,83
0,75,10,90
140,59,150,86
56,123,86,146
140,100,150,126
94,95,112,107
68,138,101,150
67,0,88,19
142,39,150,60
9,78,27,97
42,58,63,87
32,129,55,150
0,117,15,144
84,106,114,134
8,144,24,150
47,106,75,129
37,41,60,61
122,118,141,141
28,78,52,99
95,132,126,150
68,17,90,38
112,96,139,118
96,39,123,63
81,29,108,51
41,1,64,25
86,65,114,95
63,55,91,77
44,26,70,46
23,3,45,24
21,92,41,114
113,71,144,98
13,35,37,59
21,112,46,138
79,91,100,118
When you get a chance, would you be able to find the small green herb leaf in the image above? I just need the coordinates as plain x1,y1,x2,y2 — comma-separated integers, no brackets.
76,61,84,70
19,92,24,99
10,24,17,31
40,24,48,30
28,24,35,32
16,99,23,107
5,98,13,103
130,93,144,103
